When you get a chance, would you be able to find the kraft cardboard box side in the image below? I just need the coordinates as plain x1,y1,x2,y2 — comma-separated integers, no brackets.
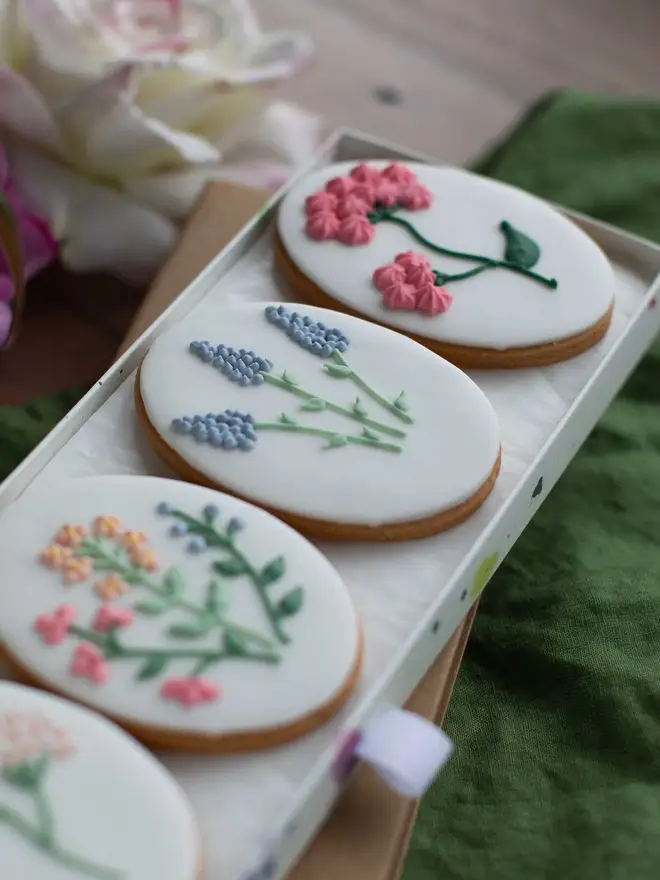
118,181,475,879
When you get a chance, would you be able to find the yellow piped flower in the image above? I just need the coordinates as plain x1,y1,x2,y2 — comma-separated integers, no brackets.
129,546,159,572
94,574,130,601
54,524,87,548
93,516,123,538
40,545,74,570
469,553,499,600
122,530,148,550
63,557,94,585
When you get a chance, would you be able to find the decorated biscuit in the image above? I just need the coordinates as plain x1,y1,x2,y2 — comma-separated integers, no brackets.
275,161,615,368
137,302,501,540
0,476,361,752
0,680,198,878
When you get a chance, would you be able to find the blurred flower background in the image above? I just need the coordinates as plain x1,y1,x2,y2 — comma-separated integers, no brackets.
0,0,318,300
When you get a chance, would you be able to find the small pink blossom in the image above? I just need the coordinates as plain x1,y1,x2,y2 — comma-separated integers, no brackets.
351,183,376,207
93,516,123,538
70,643,110,685
373,263,406,291
382,282,418,311
0,713,74,765
63,557,95,585
305,191,338,216
399,184,434,211
325,176,356,199
337,214,375,246
382,162,419,187
34,605,77,646
349,162,383,187
93,605,135,634
374,181,399,207
335,194,370,219
40,545,74,571
129,546,160,572
415,282,453,316
54,524,88,548
160,676,222,707
395,251,432,271
406,264,436,287
306,211,340,241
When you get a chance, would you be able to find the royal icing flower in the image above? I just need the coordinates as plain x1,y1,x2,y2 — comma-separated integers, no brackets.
122,530,148,550
304,162,432,246
93,516,123,538
94,574,130,601
373,251,453,316
54,524,87,547
129,546,160,572
63,557,94,585
34,605,77,646
40,544,73,570
395,251,432,270
382,283,418,311
70,643,110,685
161,676,221,707
373,263,406,289
0,713,74,766
415,282,453,316
93,605,135,634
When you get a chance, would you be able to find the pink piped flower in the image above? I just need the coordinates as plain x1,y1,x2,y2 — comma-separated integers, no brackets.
335,194,370,219
54,524,87,548
325,176,356,199
34,604,77,646
395,250,431,271
121,530,148,550
337,214,375,246
382,282,418,311
374,180,399,207
63,557,94,585
406,264,436,287
306,211,340,241
94,574,130,601
351,183,376,207
382,162,419,187
70,643,109,685
399,184,433,211
93,605,135,634
305,191,338,216
161,676,222,707
373,262,406,291
40,545,74,571
349,162,383,187
93,516,123,538
415,282,453,316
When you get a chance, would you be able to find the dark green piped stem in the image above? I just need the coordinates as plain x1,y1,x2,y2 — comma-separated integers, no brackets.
263,373,406,437
73,540,275,652
0,803,121,879
169,511,291,645
371,211,558,289
329,352,414,424
69,625,280,666
254,421,402,453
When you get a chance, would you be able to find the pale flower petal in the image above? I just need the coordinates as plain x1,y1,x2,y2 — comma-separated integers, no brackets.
219,101,322,168
124,167,212,220
0,65,66,153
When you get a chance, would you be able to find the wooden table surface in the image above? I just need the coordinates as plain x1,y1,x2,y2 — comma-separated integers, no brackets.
1,0,657,404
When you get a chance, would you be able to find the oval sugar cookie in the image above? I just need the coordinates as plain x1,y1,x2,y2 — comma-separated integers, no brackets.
275,160,615,368
0,680,199,879
138,302,501,540
0,476,361,752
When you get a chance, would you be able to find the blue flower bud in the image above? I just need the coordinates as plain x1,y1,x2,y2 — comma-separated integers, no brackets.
336,341,348,352
238,436,255,451
156,501,173,515
239,376,251,387
187,536,207,554
252,373,265,386
221,362,232,375
213,356,225,368
201,349,214,363
203,504,219,520
171,418,191,435
192,424,208,442
242,354,253,365
227,517,245,535
223,434,238,449
321,344,333,357
169,522,188,537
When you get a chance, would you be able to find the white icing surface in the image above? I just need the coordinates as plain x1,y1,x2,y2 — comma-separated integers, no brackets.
277,161,616,350
0,681,198,879
139,302,501,525
0,477,360,737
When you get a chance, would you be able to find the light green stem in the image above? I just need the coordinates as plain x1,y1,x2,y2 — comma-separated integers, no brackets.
255,421,402,453
329,352,413,424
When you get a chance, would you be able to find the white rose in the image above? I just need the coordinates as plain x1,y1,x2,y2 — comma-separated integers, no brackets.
0,0,316,282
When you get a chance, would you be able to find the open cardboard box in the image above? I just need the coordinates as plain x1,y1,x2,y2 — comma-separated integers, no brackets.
121,180,476,880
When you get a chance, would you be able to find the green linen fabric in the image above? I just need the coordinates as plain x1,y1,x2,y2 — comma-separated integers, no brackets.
405,90,660,880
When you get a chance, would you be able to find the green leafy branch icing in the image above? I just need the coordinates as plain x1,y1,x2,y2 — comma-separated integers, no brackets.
36,506,305,707
0,715,121,877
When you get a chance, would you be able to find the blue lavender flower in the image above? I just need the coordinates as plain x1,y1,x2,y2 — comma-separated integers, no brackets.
171,410,258,452
189,340,273,386
264,305,349,357
156,501,173,515
227,517,245,537
203,504,220,521
169,523,188,538
187,536,207,554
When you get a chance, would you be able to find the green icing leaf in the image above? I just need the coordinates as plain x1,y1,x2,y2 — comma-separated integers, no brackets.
168,620,212,639
134,598,169,616
2,754,49,790
323,363,352,379
275,587,304,618
352,397,368,419
362,427,380,441
260,555,286,587
213,557,249,577
163,568,184,599
223,631,246,656
136,654,168,681
281,370,298,386
204,581,223,615
499,220,541,269
300,397,326,412
326,434,349,449
279,412,297,426
393,391,409,413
